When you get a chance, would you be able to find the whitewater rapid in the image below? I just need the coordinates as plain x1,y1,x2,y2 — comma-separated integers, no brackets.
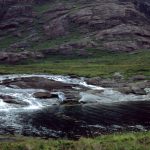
0,74,149,138
0,74,149,111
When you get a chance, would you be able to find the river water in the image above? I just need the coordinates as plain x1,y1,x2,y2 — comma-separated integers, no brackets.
0,74,150,139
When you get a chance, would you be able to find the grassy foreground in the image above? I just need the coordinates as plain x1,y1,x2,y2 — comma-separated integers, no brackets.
0,132,150,150
0,50,149,77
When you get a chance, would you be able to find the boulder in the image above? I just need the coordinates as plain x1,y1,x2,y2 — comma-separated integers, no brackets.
131,86,147,95
33,91,58,99
0,94,28,105
118,81,149,95
1,77,73,91
118,87,133,95
131,75,146,81
57,89,81,105
112,72,124,80
86,77,102,85
86,77,127,88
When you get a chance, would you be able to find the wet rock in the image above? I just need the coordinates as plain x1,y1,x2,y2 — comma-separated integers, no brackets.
131,75,146,81
118,81,149,95
61,100,80,105
118,86,146,95
86,77,127,88
135,125,146,131
96,79,121,88
0,94,28,105
130,81,148,95
59,89,81,105
86,77,102,85
33,91,58,99
1,77,73,91
69,74,79,79
118,87,133,94
112,72,124,80
131,86,146,95
0,95,16,104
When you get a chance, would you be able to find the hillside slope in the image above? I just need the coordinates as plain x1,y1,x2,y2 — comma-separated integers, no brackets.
0,0,150,63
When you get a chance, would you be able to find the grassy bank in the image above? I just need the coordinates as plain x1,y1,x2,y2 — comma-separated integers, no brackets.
0,132,150,150
0,50,149,77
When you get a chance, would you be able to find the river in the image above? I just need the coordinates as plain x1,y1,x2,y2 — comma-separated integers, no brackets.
0,74,150,139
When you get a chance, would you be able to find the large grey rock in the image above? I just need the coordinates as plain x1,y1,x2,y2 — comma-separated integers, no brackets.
33,91,58,99
131,75,147,81
1,77,73,91
0,94,28,105
118,81,149,95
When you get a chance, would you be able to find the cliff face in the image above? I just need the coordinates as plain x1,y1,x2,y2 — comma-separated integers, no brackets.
0,0,150,53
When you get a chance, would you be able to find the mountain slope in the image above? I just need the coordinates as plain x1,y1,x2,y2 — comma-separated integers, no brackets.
0,0,150,61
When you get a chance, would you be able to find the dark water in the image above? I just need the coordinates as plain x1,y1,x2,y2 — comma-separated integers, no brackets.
1,101,150,139
0,75,149,139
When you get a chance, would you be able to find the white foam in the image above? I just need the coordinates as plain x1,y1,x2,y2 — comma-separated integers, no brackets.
0,74,149,111
79,88,150,103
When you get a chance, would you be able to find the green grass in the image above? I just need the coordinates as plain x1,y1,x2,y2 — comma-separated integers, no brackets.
33,3,53,14
33,1,62,14
0,36,21,49
33,0,77,14
31,33,82,50
0,132,150,150
0,50,149,77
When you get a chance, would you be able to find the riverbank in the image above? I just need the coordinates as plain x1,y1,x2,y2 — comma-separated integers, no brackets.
0,132,149,150
0,50,149,78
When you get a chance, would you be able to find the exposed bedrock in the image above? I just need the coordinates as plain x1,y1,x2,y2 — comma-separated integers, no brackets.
1,0,150,58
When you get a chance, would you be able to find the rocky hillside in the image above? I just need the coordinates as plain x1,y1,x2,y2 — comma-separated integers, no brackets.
0,0,150,63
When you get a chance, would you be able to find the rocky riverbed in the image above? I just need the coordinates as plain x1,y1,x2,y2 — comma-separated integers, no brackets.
0,74,149,139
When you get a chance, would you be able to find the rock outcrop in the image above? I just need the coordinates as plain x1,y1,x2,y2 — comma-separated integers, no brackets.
0,0,150,63
0,51,44,64
0,76,84,104
0,76,73,90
